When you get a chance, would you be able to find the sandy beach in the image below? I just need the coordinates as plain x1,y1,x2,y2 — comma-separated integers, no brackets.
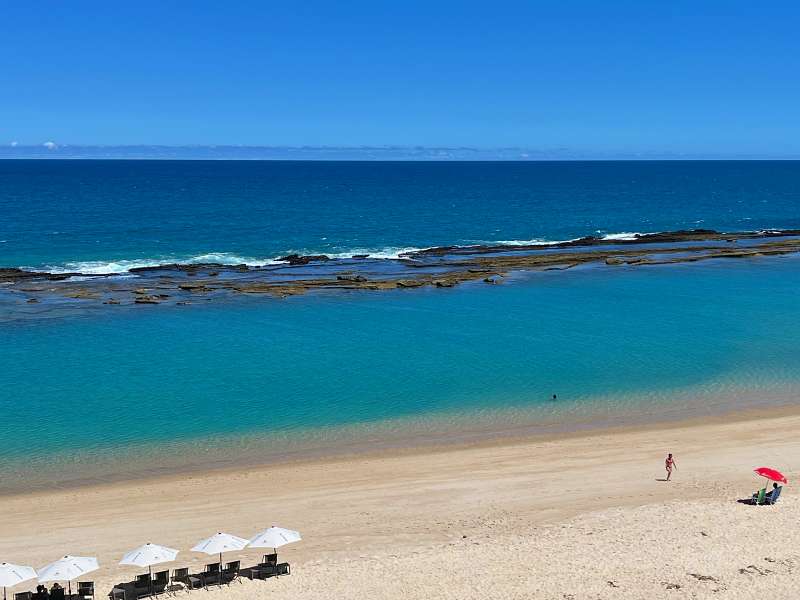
2,408,799,600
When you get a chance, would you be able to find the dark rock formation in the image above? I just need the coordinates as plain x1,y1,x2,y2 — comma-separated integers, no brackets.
3,229,800,316
396,280,424,288
276,254,330,265
336,274,367,282
178,282,210,291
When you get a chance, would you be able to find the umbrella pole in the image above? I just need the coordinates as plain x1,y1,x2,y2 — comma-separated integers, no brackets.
149,565,153,597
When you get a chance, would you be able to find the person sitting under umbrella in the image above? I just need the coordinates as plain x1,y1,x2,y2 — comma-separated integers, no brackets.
751,467,787,505
49,583,64,600
766,482,782,502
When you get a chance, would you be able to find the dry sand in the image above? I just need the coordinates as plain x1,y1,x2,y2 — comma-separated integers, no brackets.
2,409,799,599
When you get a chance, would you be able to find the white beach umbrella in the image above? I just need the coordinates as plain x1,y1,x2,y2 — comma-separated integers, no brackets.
0,563,37,600
119,543,179,570
191,533,249,566
120,543,178,596
248,526,301,571
248,526,302,553
37,556,99,595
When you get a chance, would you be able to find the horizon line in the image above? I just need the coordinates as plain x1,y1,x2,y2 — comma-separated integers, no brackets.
2,144,800,161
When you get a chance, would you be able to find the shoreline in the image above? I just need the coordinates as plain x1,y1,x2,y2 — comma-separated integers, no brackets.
2,406,799,599
3,392,799,498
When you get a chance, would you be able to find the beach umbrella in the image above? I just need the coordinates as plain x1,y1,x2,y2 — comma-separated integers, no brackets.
248,526,302,553
37,556,99,596
191,533,249,567
754,467,788,484
119,543,178,596
0,563,37,600
248,526,301,573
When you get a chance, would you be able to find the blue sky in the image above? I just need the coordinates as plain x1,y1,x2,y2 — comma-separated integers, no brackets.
2,1,799,153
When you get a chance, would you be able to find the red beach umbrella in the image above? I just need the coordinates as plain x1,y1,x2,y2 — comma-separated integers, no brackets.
754,467,788,484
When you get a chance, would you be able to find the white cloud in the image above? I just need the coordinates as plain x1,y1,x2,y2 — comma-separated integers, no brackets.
43,141,57,150
10,141,18,147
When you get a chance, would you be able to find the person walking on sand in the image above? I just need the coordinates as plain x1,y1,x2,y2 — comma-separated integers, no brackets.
665,453,677,481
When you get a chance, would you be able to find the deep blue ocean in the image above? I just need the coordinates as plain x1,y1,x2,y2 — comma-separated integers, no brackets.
2,160,800,488
3,160,800,271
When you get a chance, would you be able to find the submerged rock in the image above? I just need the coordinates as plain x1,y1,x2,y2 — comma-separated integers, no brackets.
64,289,101,300
337,274,367,282
178,282,210,291
396,280,424,288
0,268,76,282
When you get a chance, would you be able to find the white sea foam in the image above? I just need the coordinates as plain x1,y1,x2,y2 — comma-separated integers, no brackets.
325,246,429,260
23,231,714,274
37,252,283,275
494,238,582,246
599,232,643,241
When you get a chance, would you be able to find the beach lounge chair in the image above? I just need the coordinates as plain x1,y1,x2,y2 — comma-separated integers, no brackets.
261,553,290,577
49,588,64,600
151,571,169,595
221,561,240,585
765,485,783,505
171,568,201,590
261,554,277,570
15,593,33,600
133,574,151,598
77,582,94,600
250,554,277,579
108,587,125,600
201,563,220,587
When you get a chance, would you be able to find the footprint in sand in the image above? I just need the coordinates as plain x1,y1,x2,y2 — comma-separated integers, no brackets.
738,565,773,576
689,573,719,583
662,582,681,590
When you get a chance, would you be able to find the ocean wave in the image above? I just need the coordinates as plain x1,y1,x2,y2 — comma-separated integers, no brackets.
35,247,438,274
37,253,283,275
20,229,787,274
325,246,430,260
494,238,581,246
599,232,644,241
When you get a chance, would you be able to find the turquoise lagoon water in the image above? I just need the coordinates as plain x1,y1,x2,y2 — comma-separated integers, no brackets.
2,160,800,489
2,256,800,488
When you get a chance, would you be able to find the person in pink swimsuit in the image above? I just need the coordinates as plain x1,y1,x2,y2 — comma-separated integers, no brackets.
665,453,677,481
